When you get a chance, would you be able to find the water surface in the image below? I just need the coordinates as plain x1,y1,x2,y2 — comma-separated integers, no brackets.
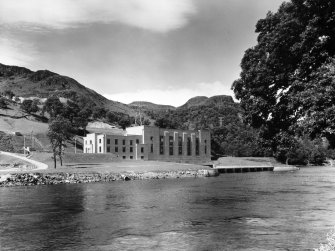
1,167,335,250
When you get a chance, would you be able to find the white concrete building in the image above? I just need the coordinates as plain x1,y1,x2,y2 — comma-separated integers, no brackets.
83,125,211,163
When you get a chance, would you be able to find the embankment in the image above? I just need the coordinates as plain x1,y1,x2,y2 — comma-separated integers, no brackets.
0,169,219,187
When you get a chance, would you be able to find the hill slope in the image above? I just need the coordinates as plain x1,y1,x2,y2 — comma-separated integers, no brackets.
0,63,135,115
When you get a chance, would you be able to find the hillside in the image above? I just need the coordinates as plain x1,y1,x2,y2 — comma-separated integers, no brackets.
179,95,234,109
129,101,175,111
0,63,135,115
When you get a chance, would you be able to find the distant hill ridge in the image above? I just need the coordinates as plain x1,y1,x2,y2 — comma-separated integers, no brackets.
0,62,236,115
129,95,235,111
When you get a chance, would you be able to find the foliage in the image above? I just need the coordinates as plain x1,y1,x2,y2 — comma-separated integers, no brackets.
92,107,107,120
211,122,262,157
118,115,134,129
0,97,7,109
232,0,335,163
0,132,14,152
20,99,39,114
3,90,15,99
47,116,72,168
43,96,64,118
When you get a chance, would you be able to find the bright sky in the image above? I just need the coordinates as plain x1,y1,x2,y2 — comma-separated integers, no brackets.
0,0,283,106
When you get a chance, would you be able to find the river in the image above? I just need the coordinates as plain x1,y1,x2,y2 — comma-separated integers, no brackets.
1,167,335,250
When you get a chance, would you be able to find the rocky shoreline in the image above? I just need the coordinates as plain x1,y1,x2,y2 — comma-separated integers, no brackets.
0,169,219,187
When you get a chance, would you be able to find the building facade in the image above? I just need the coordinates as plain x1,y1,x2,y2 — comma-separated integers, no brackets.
83,125,211,163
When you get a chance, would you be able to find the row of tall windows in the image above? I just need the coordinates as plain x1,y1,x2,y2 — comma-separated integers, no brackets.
159,135,200,156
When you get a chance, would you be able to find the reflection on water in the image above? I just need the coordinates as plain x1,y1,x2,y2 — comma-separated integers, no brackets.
1,167,335,250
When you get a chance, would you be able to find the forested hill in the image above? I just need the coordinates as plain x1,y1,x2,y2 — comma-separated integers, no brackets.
129,101,175,111
0,63,134,115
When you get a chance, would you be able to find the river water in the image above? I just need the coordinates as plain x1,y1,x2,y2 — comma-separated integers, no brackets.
1,167,335,251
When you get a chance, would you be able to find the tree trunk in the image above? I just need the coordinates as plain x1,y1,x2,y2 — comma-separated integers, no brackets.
53,152,57,169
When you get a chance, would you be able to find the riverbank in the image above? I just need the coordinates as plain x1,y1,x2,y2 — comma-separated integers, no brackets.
0,168,219,187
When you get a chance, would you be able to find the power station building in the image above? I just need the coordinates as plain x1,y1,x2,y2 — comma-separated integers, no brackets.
83,125,211,163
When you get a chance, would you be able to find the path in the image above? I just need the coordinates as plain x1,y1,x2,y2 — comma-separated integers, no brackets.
0,151,48,172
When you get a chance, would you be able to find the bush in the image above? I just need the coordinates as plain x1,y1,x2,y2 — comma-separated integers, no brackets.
0,97,7,109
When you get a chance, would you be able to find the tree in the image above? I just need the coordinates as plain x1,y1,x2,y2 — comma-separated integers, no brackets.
21,100,39,114
232,0,335,159
47,116,72,168
92,107,107,120
43,96,64,119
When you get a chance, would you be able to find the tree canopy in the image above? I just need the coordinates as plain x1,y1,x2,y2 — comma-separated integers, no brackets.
232,0,335,154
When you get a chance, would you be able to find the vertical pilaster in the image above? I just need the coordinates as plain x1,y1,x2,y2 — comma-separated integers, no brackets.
164,131,169,157
173,132,178,157
191,133,196,156
183,132,188,156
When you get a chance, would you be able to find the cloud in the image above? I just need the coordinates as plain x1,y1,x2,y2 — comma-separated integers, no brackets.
104,81,234,107
0,0,195,32
0,37,37,66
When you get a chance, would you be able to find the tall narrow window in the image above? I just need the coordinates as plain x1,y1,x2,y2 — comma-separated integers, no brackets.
107,146,110,152
107,139,110,144
99,146,102,153
123,139,125,145
204,140,207,154
115,139,118,145
187,137,191,156
160,136,164,154
130,140,133,146
130,147,133,153
122,147,126,153
150,136,154,153
136,139,139,144
196,137,200,156
169,136,174,155
115,147,118,152
178,136,182,155
99,139,101,143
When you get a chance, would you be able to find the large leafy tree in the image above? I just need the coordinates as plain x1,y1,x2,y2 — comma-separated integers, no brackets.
232,0,335,144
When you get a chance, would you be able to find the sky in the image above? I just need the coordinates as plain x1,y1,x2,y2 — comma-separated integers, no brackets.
0,0,283,106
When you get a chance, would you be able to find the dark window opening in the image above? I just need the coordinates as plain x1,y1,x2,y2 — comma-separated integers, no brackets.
160,136,164,154
178,136,182,155
115,147,118,152
196,137,200,156
107,139,110,144
169,136,174,155
187,137,191,156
